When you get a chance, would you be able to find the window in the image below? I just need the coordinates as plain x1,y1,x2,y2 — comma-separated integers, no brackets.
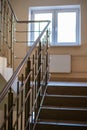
57,12,76,43
29,5,81,46
34,13,52,42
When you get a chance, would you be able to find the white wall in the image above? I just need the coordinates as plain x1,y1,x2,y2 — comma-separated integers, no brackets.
10,0,87,79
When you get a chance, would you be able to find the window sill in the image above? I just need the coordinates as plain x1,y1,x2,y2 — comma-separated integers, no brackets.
50,43,81,47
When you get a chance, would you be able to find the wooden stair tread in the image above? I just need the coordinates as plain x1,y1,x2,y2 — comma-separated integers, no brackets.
47,82,87,95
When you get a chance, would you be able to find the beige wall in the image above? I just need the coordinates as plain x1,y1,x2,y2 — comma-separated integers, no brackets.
11,0,87,80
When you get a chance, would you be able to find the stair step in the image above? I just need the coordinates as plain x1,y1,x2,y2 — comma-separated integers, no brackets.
47,86,87,95
39,106,87,121
47,82,87,95
43,94,87,107
36,81,87,130
35,120,87,130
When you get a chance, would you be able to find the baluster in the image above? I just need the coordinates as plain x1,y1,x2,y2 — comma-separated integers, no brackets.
8,88,13,130
16,81,19,130
25,66,27,129
37,41,41,111
4,104,7,130
45,44,48,86
46,30,49,85
3,0,6,43
41,44,44,94
25,58,31,130
20,74,24,130
35,50,37,100
1,0,4,56
10,14,13,67
31,55,35,122
6,3,9,64
34,50,37,120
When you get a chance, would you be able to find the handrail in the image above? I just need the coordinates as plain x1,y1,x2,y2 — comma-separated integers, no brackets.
0,0,50,103
7,0,50,24
0,20,50,103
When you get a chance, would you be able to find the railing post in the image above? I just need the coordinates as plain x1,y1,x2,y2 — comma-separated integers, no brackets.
8,88,13,130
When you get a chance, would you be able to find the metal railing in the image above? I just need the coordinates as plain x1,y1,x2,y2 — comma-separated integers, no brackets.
0,0,50,130
0,0,15,67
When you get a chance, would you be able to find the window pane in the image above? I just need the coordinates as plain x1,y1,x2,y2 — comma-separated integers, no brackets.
57,12,76,43
34,13,52,42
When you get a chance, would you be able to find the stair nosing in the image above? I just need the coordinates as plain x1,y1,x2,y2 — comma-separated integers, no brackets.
37,120,87,127
48,81,87,87
41,106,87,111
45,94,87,98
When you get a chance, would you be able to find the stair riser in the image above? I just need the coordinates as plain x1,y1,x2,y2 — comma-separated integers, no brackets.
39,109,87,121
43,96,87,107
35,124,87,130
47,86,87,95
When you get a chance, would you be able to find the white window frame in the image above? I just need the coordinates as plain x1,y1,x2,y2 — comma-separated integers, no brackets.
29,5,81,46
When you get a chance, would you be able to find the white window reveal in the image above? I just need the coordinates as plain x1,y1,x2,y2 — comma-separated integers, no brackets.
29,5,81,46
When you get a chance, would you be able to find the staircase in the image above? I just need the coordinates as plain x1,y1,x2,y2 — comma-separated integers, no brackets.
35,81,87,130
